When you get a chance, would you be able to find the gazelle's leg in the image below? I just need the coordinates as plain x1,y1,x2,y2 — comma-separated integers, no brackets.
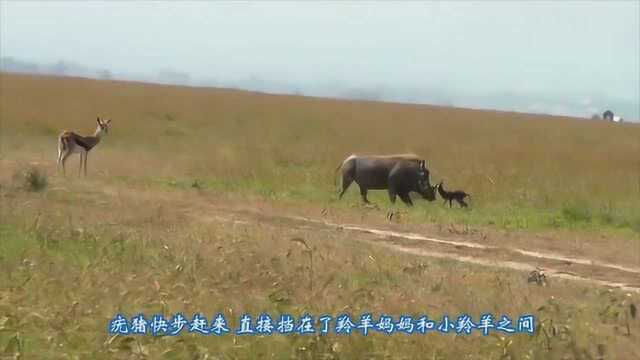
57,145,62,167
84,152,88,177
79,153,84,176
61,152,71,176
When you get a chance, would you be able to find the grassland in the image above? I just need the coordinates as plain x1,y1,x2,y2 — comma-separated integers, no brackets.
1,73,639,359
1,174,639,359
1,73,639,236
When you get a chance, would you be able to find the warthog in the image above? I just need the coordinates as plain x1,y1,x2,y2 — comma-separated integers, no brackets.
335,154,437,206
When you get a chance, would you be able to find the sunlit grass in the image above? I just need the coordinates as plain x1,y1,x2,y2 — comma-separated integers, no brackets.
3,73,638,234
1,72,639,358
1,194,638,359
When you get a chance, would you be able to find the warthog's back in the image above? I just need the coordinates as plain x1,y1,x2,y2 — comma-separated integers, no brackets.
339,154,420,168
348,154,422,190
361,153,421,160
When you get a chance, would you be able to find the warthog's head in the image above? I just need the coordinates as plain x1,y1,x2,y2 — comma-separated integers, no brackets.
417,160,437,201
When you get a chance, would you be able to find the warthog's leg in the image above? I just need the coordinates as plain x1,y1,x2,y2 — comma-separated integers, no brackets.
359,186,371,204
387,189,397,220
388,189,397,204
338,174,354,199
399,192,413,207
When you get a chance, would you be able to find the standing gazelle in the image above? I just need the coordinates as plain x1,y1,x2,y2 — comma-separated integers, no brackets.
57,117,112,176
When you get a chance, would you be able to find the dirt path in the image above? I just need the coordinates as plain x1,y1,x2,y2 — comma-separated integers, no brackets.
188,204,640,294
5,159,637,294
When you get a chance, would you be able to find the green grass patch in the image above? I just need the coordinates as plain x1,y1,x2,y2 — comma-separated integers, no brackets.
0,224,32,265
110,174,640,237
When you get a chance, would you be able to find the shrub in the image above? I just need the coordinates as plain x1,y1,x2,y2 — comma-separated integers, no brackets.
15,166,48,192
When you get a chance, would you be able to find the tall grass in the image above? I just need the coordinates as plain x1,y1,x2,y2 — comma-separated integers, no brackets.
1,191,638,359
1,72,639,235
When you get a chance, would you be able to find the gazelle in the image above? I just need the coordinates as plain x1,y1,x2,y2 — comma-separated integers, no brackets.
436,181,471,208
57,117,112,176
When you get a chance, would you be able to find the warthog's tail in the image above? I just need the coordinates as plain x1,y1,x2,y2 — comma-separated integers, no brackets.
334,155,355,192
334,161,344,192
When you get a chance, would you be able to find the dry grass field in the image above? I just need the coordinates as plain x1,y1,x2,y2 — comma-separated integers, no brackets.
1,73,639,234
1,73,639,359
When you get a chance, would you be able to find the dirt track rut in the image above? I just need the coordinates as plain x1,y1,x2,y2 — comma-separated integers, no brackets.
189,205,640,293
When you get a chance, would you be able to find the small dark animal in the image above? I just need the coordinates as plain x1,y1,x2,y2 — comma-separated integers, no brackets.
527,267,547,286
436,181,470,208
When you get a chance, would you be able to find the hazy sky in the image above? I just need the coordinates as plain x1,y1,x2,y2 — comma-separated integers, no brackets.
1,1,639,119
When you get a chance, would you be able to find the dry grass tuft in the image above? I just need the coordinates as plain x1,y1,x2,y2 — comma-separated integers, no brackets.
12,165,48,192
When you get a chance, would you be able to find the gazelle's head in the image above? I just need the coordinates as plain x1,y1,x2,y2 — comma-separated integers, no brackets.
95,117,112,136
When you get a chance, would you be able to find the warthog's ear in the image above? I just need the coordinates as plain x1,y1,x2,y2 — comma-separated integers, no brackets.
419,160,426,169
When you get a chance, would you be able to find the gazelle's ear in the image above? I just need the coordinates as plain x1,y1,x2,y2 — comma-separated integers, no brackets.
105,119,112,125
97,117,102,125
